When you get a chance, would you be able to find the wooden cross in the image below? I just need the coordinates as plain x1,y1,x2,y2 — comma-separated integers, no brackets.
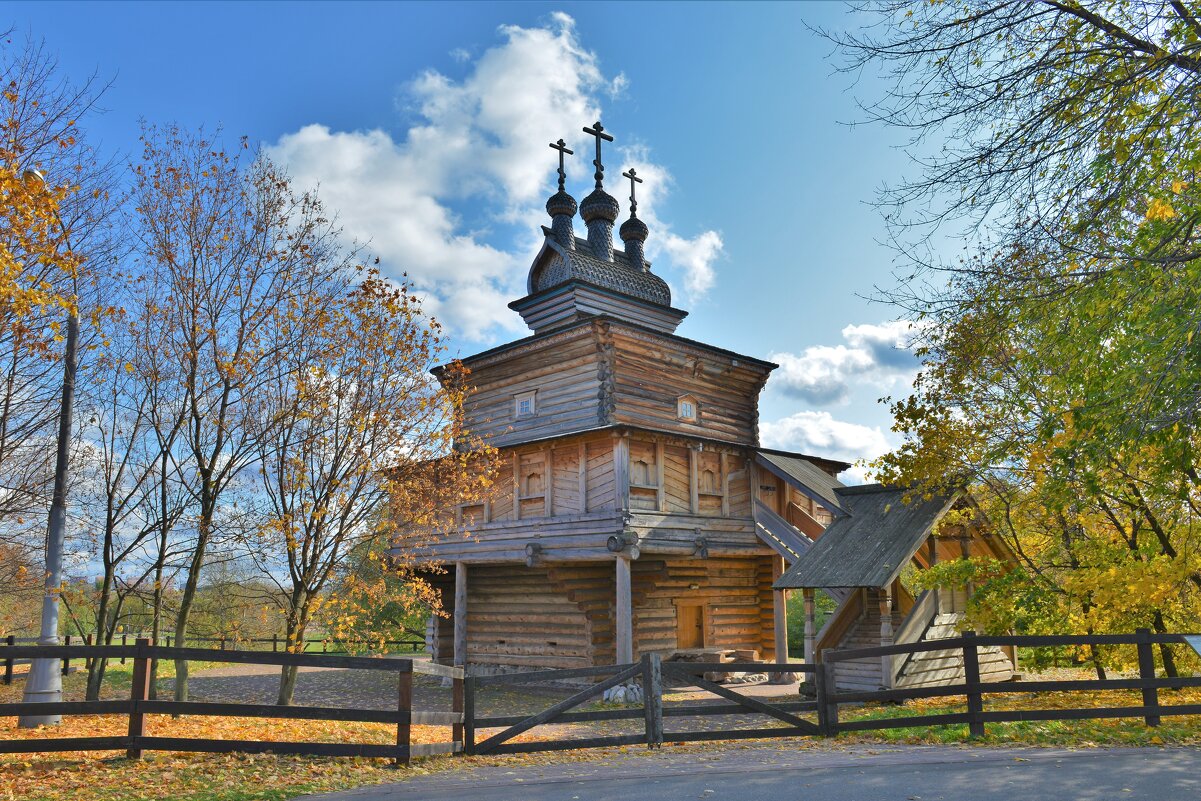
582,121,614,189
548,139,573,192
622,168,642,217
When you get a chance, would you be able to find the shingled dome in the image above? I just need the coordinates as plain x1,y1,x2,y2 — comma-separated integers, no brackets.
531,234,671,306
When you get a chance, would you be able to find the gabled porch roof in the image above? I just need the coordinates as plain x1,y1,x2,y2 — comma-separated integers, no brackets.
773,484,959,590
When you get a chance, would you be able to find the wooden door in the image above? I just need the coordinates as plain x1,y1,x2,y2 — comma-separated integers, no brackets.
676,603,705,649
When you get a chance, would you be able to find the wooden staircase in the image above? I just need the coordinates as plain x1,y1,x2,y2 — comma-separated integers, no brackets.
819,588,1017,691
894,611,1016,688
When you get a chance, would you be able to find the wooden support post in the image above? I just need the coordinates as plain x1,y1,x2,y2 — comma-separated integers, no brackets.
803,589,816,666
121,633,128,665
62,633,70,676
655,442,666,512
614,435,630,514
4,634,13,684
962,630,985,738
771,556,789,668
927,535,939,614
879,586,893,689
817,658,839,737
512,453,521,521
641,652,663,748
578,442,588,514
615,556,633,664
462,676,476,755
127,637,151,759
452,671,465,746
688,447,699,514
543,447,553,517
719,452,729,517
1136,627,1160,727
272,634,278,653
396,670,412,766
454,562,468,670
960,534,973,598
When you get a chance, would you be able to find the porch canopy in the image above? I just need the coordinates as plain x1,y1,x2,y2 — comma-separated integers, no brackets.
773,484,958,590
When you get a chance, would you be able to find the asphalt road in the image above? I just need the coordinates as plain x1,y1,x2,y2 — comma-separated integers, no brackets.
304,744,1201,801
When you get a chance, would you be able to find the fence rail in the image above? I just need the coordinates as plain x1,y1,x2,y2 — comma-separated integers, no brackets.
0,639,461,764
4,629,1197,758
465,657,816,755
2,631,427,684
819,628,1195,737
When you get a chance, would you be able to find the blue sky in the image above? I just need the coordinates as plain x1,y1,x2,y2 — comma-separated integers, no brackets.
9,1,929,478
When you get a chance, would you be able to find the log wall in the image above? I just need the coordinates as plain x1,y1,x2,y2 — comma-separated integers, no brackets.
631,556,775,658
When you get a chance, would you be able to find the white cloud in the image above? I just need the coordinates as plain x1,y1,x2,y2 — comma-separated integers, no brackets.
267,14,721,341
613,144,723,299
768,319,922,406
759,411,892,484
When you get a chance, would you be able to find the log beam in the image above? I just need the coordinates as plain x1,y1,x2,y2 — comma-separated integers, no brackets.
803,588,816,666
454,562,468,669
615,556,633,664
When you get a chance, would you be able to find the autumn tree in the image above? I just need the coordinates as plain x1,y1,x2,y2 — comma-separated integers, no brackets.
835,2,1201,664
0,35,115,546
245,272,495,705
129,125,349,702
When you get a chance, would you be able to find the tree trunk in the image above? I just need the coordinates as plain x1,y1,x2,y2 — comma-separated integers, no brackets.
85,570,114,701
172,515,211,704
277,596,309,706
1151,609,1178,678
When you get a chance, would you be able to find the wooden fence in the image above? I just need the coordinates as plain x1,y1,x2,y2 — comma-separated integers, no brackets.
465,656,817,755
2,631,427,684
6,629,1199,760
0,639,462,764
819,628,1201,737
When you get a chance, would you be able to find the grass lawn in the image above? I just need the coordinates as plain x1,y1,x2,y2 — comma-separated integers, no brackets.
4,665,1201,801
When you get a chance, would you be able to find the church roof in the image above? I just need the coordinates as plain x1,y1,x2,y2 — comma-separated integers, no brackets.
773,484,959,589
529,231,671,307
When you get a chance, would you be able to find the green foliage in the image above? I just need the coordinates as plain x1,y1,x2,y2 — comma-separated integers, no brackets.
838,1,1201,674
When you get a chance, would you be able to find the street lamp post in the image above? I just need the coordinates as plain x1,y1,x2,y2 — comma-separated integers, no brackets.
18,168,79,728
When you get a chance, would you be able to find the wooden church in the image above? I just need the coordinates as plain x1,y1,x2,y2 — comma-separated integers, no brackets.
405,123,1020,690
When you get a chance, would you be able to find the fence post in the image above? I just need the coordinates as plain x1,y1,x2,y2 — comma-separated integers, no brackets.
640,653,663,748
1136,627,1160,727
272,634,278,653
121,634,127,665
127,637,151,759
396,667,413,767
4,634,13,685
219,636,226,651
452,668,465,748
463,675,476,755
817,656,839,737
962,630,985,738
62,633,71,676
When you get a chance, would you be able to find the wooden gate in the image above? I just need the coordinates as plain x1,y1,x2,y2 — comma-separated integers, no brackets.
465,655,818,755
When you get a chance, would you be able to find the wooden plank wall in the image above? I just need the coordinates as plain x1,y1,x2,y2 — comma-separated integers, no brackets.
609,326,770,444
463,565,594,670
756,558,777,661
460,327,601,447
631,557,773,658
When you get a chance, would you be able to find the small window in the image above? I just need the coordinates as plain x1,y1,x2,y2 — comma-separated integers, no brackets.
677,394,699,422
515,390,536,418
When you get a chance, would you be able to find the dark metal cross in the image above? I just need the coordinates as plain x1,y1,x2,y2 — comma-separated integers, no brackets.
582,121,614,189
622,168,643,217
548,139,573,192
